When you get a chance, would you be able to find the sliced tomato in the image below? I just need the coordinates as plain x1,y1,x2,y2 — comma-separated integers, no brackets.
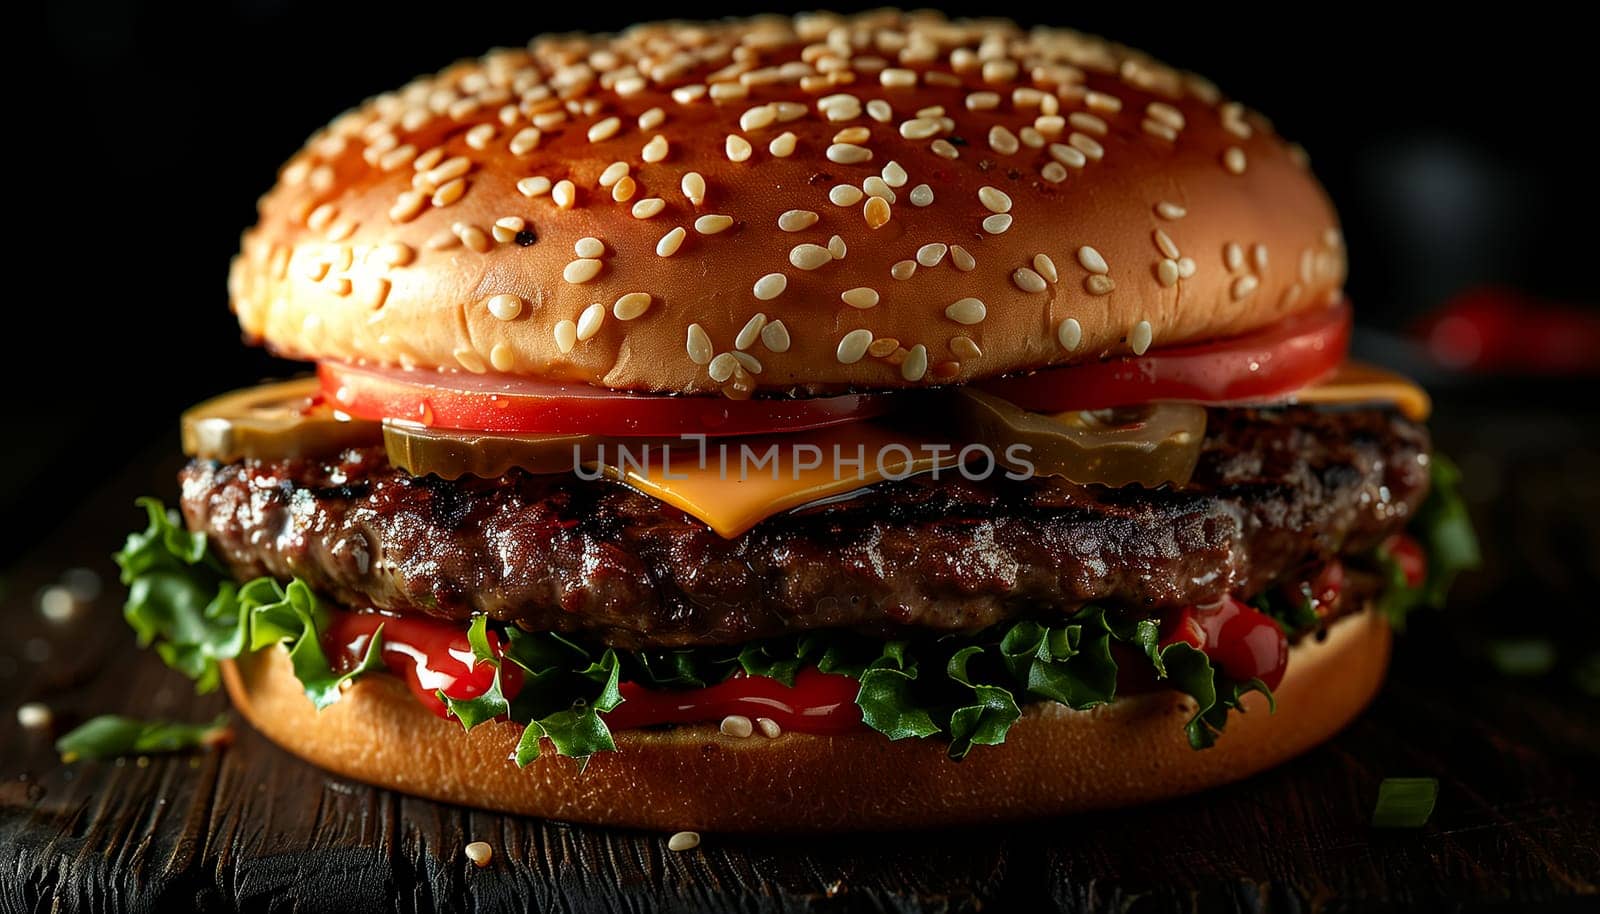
319,362,889,437
978,303,1351,412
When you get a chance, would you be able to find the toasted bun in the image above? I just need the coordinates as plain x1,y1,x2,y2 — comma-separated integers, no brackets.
222,609,1388,832
229,11,1346,396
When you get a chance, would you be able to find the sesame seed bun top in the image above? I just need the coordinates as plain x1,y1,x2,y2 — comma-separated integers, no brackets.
229,10,1346,395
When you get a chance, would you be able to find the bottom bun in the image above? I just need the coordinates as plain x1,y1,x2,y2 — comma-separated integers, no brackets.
221,610,1390,832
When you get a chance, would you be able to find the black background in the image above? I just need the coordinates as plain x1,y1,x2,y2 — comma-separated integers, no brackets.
10,1,1597,564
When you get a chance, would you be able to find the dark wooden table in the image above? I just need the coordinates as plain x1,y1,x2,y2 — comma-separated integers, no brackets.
4,398,1598,913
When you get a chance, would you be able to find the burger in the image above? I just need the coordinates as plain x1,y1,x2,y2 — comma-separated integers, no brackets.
116,10,1477,831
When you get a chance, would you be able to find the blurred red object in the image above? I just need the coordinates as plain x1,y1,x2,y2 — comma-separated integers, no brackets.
1414,288,1600,375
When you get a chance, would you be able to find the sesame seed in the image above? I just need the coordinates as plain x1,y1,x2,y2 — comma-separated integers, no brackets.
1085,275,1116,295
755,717,782,739
671,84,706,105
1178,257,1197,278
864,196,891,229
517,176,552,198
866,99,892,123
657,226,687,257
487,294,523,321
1040,162,1068,183
553,321,577,354
574,237,605,258
1141,119,1178,142
1068,132,1104,161
901,344,929,381
720,714,754,738
1225,242,1245,272
931,139,959,159
490,343,515,371
431,177,467,207
709,81,748,102
428,156,471,185
790,243,832,270
836,329,873,364
1153,229,1180,260
1131,320,1153,355
374,242,414,267
982,213,1013,234
841,287,880,309
951,335,982,360
599,162,630,188
1157,259,1181,287
828,235,847,259
587,117,621,143
881,160,908,188
1013,268,1047,293
642,135,669,163
978,186,1012,214
491,217,525,244
880,67,917,87
389,191,425,223
862,176,895,201
1223,147,1248,174
1146,102,1185,130
988,125,1020,155
379,144,417,171
735,313,768,350
695,214,734,235
455,223,490,253
1026,255,1056,285
577,302,605,341
753,273,787,301
464,841,494,868
916,243,948,267
826,143,872,164
1156,201,1187,220
908,184,934,207
945,297,987,325
1068,112,1108,136
778,209,819,232
552,180,576,209
686,323,714,364
1049,143,1088,169
733,350,764,375
899,117,942,140
739,104,776,131
613,292,653,321
1231,275,1259,301
829,184,865,206
891,260,917,280
307,203,337,231
725,134,753,162
708,352,737,382
753,319,789,356
769,131,798,157
1252,244,1269,272
465,123,496,150
950,245,976,272
17,702,51,729
869,338,900,359
564,259,603,284
966,92,1000,110
667,832,701,853
1057,318,1083,351
1077,245,1109,275
632,197,666,219
681,172,706,207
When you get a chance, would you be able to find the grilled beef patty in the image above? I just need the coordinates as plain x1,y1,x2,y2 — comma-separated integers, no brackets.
179,406,1430,648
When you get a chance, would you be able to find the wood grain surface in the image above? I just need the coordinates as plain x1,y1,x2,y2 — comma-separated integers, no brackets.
3,416,1598,913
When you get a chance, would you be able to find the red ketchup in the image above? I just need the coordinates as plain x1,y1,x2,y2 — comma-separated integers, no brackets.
1157,595,1290,691
602,668,863,735
325,611,522,718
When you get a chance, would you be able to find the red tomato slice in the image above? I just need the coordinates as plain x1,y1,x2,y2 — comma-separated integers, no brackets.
319,362,889,436
977,303,1352,412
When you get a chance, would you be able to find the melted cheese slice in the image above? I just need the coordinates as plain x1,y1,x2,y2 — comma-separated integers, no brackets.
595,360,1430,538
595,423,960,538
1289,361,1431,420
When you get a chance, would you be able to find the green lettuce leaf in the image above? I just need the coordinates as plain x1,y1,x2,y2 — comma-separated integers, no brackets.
1379,453,1481,630
56,713,230,762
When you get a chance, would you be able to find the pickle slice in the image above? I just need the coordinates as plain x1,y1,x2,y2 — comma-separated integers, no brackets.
382,422,623,479
938,390,1207,488
181,378,381,462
